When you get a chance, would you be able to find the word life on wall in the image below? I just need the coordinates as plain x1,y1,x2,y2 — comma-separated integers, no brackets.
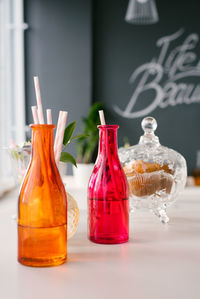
114,29,200,119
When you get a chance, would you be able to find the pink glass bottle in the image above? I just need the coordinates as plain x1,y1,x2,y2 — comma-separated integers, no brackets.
88,125,129,244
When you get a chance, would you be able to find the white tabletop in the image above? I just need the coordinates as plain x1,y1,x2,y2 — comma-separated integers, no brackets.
0,184,200,299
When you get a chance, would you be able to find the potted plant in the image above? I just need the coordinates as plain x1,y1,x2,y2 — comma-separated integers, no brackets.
73,102,105,186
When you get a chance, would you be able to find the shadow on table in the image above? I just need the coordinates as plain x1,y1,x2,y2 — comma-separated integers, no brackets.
67,232,132,264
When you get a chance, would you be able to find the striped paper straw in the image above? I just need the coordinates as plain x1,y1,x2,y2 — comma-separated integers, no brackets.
54,111,68,166
54,111,64,153
99,110,106,125
33,76,44,124
46,109,52,124
31,106,39,124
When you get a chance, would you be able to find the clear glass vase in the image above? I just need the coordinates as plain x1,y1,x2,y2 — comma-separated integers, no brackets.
7,144,31,185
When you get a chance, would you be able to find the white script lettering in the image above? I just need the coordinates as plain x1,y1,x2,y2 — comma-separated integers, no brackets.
114,29,200,118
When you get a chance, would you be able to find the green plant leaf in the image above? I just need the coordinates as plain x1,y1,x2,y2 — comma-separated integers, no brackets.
83,135,98,163
63,121,77,146
71,133,88,141
88,102,104,123
60,152,77,167
75,101,105,163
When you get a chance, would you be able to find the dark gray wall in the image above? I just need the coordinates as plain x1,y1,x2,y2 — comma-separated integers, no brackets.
24,0,92,167
25,0,200,174
93,0,200,174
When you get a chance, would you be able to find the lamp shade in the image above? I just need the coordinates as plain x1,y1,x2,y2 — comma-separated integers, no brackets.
125,0,159,25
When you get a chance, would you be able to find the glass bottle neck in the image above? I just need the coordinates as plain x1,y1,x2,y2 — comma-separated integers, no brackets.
31,125,55,162
98,126,119,158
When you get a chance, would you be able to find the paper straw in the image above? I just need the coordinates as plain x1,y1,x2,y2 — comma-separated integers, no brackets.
54,111,64,152
33,76,45,124
99,110,106,125
46,109,52,124
31,106,39,124
54,111,68,166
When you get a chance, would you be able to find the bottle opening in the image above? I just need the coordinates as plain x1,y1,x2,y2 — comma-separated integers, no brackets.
97,125,119,129
30,124,56,129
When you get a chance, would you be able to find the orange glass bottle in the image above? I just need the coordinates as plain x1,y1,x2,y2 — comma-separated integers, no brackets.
18,124,67,267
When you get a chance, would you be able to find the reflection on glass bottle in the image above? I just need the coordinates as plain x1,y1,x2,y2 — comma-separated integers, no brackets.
88,125,129,244
18,125,67,267
192,150,200,186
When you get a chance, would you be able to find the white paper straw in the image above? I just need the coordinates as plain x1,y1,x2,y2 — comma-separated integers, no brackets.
99,110,106,125
54,111,64,153
46,109,52,124
31,106,39,124
54,111,68,166
33,76,45,124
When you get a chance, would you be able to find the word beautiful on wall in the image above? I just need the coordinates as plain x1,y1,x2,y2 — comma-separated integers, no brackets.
114,29,200,118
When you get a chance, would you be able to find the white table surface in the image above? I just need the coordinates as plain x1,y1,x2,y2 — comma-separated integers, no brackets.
0,182,200,299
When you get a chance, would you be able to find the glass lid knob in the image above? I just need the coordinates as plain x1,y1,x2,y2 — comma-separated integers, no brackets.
141,117,157,134
139,116,159,145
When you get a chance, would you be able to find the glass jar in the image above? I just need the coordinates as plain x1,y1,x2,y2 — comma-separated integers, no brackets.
119,117,187,223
